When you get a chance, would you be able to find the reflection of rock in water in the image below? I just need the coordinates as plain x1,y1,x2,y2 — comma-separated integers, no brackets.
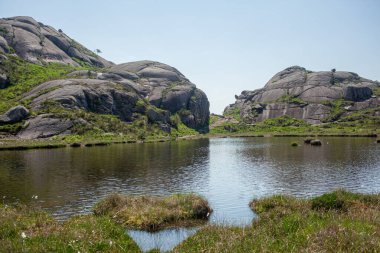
0,139,211,216
127,227,199,252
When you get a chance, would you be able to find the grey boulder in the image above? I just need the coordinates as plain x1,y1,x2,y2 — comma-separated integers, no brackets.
0,105,29,124
17,114,73,139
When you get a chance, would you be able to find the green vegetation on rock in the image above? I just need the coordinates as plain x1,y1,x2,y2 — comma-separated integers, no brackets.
224,107,241,121
277,95,308,105
0,55,82,113
322,99,347,122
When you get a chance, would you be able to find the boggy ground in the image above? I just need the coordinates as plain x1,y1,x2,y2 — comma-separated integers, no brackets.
0,204,140,252
174,190,380,253
1,191,379,252
0,193,211,252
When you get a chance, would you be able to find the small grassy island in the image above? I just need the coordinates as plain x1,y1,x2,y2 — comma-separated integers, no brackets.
1,191,379,252
93,193,212,231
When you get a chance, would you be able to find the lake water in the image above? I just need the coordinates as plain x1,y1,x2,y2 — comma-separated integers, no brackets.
1,137,379,251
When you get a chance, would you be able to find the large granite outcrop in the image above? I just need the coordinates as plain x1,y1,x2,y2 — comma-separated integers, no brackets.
225,66,380,124
18,61,210,138
0,16,112,67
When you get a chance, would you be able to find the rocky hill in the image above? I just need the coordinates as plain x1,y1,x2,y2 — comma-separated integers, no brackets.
0,17,209,139
0,16,112,67
224,66,380,124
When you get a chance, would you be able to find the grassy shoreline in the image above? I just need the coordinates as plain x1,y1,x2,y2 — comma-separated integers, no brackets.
0,131,378,151
1,191,379,252
0,193,211,252
174,190,380,252
0,204,141,253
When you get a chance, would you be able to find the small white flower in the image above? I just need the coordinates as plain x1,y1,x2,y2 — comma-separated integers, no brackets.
21,232,27,239
109,240,113,246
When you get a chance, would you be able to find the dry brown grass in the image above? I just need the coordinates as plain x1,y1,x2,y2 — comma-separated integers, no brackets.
93,193,212,231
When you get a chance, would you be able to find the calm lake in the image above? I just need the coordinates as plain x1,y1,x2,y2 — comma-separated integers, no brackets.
1,137,379,251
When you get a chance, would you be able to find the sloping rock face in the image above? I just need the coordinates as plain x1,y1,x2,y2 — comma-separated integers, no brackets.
0,16,112,67
225,66,380,124
19,61,210,138
17,114,73,139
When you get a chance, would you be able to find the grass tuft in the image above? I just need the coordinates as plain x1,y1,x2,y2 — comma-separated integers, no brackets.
93,193,212,231
175,190,380,252
0,204,140,252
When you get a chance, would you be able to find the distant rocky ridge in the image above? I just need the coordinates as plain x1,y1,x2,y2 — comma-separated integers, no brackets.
225,66,380,124
0,16,112,67
0,17,210,139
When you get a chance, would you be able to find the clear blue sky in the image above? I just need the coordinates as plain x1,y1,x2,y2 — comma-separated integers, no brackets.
1,0,379,113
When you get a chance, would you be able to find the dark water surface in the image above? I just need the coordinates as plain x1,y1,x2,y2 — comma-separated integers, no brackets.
1,137,379,251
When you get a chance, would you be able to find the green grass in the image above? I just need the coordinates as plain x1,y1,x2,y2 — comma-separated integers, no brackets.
33,101,173,141
373,87,380,96
210,114,379,136
277,95,308,105
0,121,24,134
224,107,241,121
209,114,221,125
174,190,380,253
0,204,140,253
93,193,212,231
0,55,82,113
321,99,348,122
1,191,379,252
210,115,313,135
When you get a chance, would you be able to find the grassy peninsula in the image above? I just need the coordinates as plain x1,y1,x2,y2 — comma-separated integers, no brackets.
175,190,380,252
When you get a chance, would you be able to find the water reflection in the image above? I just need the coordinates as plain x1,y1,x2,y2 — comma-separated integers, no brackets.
128,228,199,252
0,139,210,217
1,137,379,221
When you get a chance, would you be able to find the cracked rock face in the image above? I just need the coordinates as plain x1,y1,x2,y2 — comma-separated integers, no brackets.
0,16,112,67
19,61,210,138
225,66,380,124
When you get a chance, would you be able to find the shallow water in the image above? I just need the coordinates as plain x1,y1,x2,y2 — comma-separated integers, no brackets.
1,137,379,251
127,228,199,252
